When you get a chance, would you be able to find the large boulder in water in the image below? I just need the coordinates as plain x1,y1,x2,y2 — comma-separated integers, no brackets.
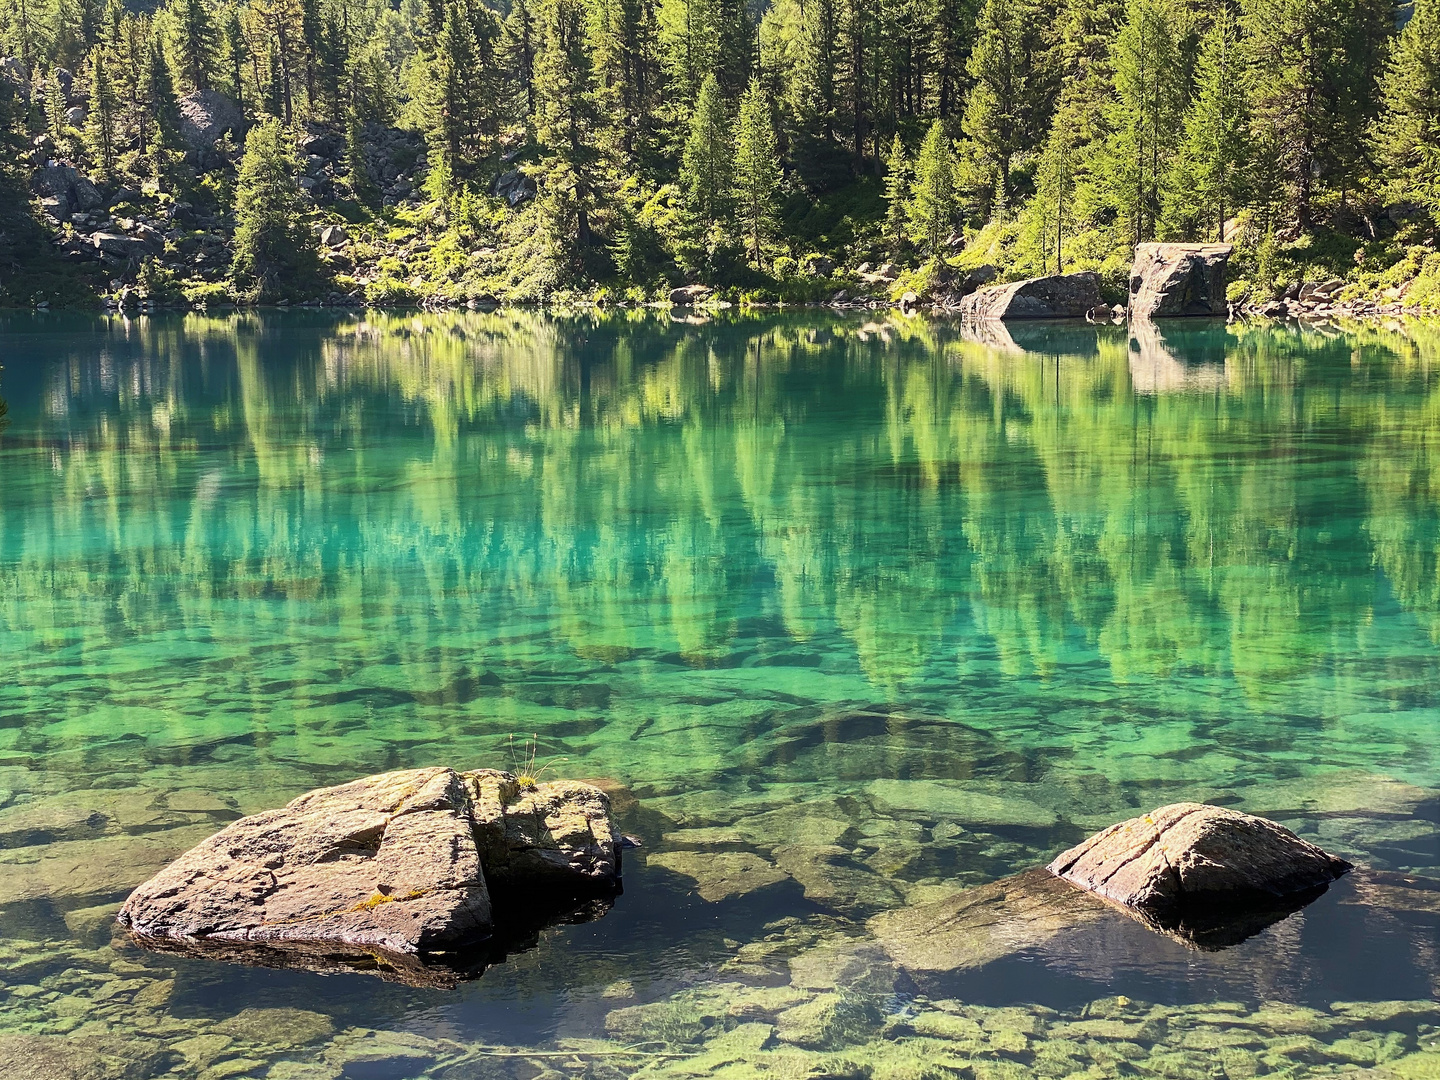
117,767,620,982
1047,802,1351,920
957,271,1102,320
1127,242,1232,318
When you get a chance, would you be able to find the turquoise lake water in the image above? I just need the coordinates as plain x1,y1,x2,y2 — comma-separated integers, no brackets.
0,311,1436,1078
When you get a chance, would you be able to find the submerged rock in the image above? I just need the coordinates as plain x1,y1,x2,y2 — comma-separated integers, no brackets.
117,766,620,985
1047,803,1351,921
957,272,1102,320
1127,242,1231,318
870,867,1108,972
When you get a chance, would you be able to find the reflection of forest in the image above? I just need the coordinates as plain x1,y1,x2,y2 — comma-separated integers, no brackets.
2,312,1439,702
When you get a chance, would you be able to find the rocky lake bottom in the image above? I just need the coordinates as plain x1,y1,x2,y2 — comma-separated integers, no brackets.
0,311,1436,1078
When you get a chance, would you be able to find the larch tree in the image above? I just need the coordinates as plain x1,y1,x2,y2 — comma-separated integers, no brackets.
84,47,117,180
962,0,1047,212
1102,0,1189,249
732,77,780,265
1162,6,1248,241
143,37,182,177
1241,0,1392,231
173,0,216,91
535,0,602,254
908,118,955,254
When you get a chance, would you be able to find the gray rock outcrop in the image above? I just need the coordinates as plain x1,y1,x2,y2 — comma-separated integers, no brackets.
957,271,1102,320
1127,242,1232,318
1047,802,1351,919
33,164,104,222
177,89,243,150
117,767,620,979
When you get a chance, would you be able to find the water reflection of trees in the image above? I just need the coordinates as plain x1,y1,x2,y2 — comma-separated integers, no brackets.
3,312,1439,708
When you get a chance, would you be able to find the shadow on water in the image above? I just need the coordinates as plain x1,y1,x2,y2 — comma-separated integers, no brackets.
123,887,623,989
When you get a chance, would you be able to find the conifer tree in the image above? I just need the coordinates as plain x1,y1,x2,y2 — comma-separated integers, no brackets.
1163,6,1247,241
962,0,1047,210
732,76,779,264
501,0,537,118
535,0,601,251
83,47,117,179
222,10,246,106
1373,0,1440,217
1103,0,1188,248
681,73,732,219
1242,0,1392,231
908,118,954,254
143,36,181,173
424,0,481,189
231,117,318,298
657,0,717,105
262,38,284,117
882,132,910,253
174,0,215,91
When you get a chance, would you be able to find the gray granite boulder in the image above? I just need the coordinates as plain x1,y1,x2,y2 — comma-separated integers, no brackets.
33,164,104,220
957,271,1102,320
1047,802,1351,919
1128,242,1231,318
118,767,620,978
177,89,243,150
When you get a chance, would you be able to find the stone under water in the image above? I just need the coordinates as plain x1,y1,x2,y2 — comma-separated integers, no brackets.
117,767,621,985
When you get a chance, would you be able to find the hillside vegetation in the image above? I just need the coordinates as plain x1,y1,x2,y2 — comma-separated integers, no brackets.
0,0,1436,309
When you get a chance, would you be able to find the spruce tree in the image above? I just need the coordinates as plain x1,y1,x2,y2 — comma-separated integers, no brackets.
883,132,910,253
1163,6,1248,241
1373,0,1440,218
231,118,318,299
83,47,117,179
732,77,779,265
908,119,954,254
174,0,215,91
681,73,732,220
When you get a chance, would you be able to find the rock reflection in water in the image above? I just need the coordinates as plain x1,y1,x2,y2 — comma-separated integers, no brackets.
124,891,619,988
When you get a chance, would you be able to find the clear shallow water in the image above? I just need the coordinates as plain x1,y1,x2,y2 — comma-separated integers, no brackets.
0,311,1436,1079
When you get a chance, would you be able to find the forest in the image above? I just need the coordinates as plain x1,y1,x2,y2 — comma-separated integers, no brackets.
0,0,1436,306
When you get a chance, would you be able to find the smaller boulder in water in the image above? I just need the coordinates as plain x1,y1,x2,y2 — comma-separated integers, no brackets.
1047,802,1351,920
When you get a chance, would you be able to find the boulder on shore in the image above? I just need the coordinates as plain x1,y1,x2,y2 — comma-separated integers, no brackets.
117,767,620,984
1128,242,1232,318
669,284,713,306
957,271,1102,320
177,89,243,151
1047,802,1351,920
